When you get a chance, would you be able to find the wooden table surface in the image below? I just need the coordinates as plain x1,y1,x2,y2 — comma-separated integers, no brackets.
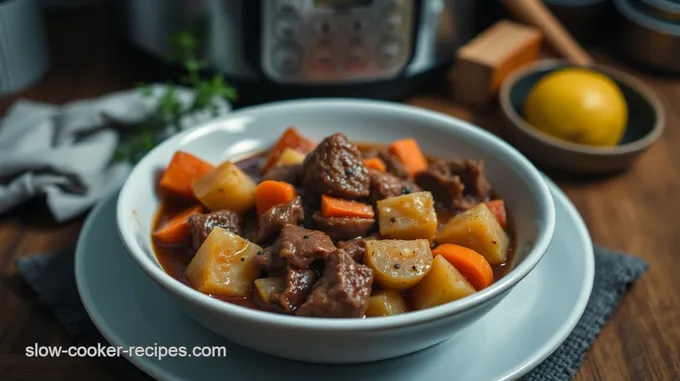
1,6,678,381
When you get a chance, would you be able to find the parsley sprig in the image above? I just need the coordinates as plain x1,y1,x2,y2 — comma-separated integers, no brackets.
114,28,238,163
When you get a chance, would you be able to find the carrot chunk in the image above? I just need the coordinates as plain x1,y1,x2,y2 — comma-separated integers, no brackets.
485,200,507,229
388,138,428,176
260,127,316,174
363,158,387,172
432,244,494,291
321,195,374,219
153,205,203,245
159,151,215,198
255,180,298,216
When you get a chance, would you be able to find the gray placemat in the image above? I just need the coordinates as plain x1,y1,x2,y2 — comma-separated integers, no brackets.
15,245,647,381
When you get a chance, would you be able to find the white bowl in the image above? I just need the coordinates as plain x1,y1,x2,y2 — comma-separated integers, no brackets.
116,99,555,364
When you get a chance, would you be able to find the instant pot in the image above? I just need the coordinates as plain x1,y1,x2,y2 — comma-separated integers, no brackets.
119,0,488,103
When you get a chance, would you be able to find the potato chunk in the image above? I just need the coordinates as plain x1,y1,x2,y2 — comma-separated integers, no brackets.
185,227,262,298
192,161,256,214
410,255,476,310
365,239,433,290
274,148,306,166
254,276,286,304
366,290,408,317
377,191,437,241
435,203,510,265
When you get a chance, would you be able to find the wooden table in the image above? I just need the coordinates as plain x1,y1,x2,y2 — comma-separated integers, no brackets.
1,6,678,381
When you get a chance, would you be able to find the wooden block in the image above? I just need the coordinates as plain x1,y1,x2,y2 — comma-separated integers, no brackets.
452,20,542,107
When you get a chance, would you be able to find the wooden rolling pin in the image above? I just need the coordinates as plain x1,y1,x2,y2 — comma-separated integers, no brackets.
500,0,594,66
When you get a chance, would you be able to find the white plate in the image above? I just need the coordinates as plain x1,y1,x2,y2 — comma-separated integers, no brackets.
75,177,594,381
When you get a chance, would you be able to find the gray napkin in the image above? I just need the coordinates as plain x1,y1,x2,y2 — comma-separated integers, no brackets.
0,85,230,222
15,245,647,381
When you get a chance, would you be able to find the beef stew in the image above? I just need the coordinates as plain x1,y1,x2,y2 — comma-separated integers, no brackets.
152,128,515,318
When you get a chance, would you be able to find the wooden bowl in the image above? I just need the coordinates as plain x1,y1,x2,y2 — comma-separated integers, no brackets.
499,59,665,174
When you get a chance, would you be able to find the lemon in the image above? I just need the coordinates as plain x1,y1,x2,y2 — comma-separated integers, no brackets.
523,68,628,147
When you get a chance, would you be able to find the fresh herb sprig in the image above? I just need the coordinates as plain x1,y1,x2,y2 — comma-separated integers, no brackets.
114,29,237,163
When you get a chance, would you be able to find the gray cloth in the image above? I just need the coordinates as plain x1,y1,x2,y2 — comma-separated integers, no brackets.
522,248,647,381
0,85,230,222
15,245,647,381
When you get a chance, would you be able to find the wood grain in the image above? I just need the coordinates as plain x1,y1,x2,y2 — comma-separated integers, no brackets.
1,5,678,381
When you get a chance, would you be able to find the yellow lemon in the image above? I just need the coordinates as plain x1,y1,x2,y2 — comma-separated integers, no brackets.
523,68,628,147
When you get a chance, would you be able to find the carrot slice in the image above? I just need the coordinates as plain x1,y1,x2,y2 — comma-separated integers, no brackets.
153,205,203,245
159,151,215,198
432,244,494,291
363,158,387,172
255,180,298,216
260,127,316,174
388,138,428,176
321,195,374,219
485,200,507,229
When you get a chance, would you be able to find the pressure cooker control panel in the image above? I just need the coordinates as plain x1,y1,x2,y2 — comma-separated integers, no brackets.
261,0,415,84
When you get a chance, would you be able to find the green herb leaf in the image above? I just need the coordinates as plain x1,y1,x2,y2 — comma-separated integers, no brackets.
114,25,238,163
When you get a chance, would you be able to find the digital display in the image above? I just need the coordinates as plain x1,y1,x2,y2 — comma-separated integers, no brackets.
314,0,373,9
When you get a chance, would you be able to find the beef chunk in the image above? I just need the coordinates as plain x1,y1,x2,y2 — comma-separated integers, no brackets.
240,212,260,243
312,211,374,241
362,149,410,180
253,224,335,273
337,238,367,263
415,164,466,208
428,159,450,175
298,187,320,224
256,267,317,312
280,267,318,312
257,196,304,243
260,164,302,185
296,249,373,318
188,210,242,251
449,159,492,200
415,159,492,210
278,224,336,268
368,169,422,204
378,151,410,180
337,234,379,263
302,133,370,199
252,245,287,275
